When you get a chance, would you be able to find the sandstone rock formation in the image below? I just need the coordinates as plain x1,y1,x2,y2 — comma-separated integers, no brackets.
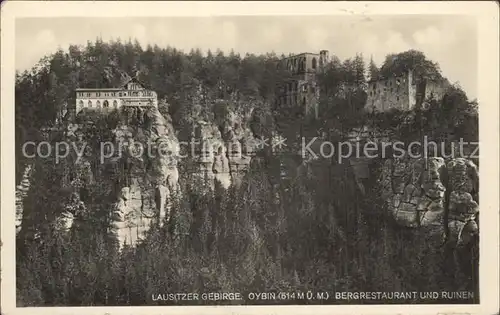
219,109,257,187
115,177,157,247
446,158,479,247
113,106,180,248
190,105,258,190
378,156,479,247
15,164,34,233
54,104,261,249
56,157,95,233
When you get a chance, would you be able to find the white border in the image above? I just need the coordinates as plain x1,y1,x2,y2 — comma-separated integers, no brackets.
1,2,499,315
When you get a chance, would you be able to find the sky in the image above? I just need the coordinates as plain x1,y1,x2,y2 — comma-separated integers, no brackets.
15,15,477,99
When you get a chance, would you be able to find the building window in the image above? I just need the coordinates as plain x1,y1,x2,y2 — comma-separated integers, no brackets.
302,97,306,106
96,100,101,108
87,93,91,97
312,57,317,69
103,100,109,108
119,92,122,97
88,100,93,108
113,100,118,108
396,96,400,101
79,100,84,108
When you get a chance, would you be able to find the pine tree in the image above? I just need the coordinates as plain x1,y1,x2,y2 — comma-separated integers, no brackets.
368,56,380,81
353,53,366,88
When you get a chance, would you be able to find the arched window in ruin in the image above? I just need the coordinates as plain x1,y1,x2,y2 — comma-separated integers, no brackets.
79,100,84,108
299,57,305,72
88,100,93,108
96,100,101,108
312,57,317,69
113,100,118,108
103,100,109,108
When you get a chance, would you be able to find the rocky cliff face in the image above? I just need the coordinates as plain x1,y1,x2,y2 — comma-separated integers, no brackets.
192,107,257,190
64,104,260,248
377,156,479,248
15,164,34,233
111,107,181,247
15,103,264,249
16,100,480,258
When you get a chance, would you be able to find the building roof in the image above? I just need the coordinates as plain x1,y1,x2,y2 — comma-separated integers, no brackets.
75,75,149,92
122,77,147,89
281,52,320,60
76,88,122,91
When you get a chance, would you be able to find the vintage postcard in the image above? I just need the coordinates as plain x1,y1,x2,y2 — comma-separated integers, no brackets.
1,1,499,315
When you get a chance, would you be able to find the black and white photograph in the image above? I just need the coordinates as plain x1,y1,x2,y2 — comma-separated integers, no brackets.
1,2,499,314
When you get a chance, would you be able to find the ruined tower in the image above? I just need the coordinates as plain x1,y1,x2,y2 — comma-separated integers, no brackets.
319,50,329,70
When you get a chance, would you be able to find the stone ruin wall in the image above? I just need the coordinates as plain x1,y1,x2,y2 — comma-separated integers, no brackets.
424,80,448,102
365,70,449,112
366,73,412,112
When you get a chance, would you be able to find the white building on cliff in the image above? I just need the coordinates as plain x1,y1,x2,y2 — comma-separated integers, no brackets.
75,77,158,114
